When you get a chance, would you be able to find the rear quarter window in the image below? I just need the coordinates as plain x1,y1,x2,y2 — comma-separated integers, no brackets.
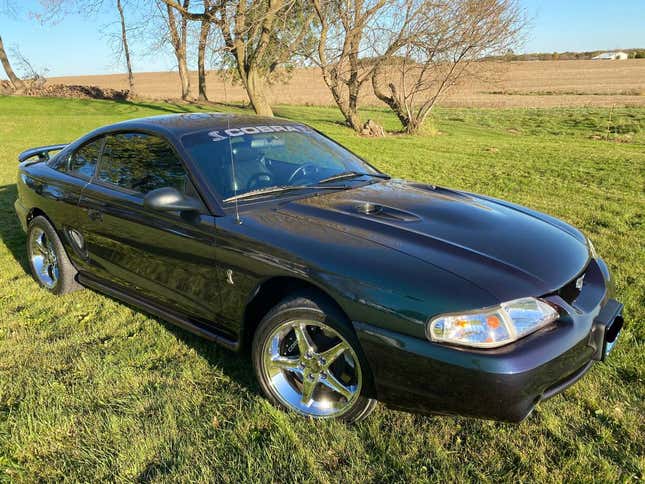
68,138,103,179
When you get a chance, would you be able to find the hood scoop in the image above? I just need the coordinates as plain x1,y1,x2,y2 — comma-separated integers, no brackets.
345,200,420,222
279,179,589,298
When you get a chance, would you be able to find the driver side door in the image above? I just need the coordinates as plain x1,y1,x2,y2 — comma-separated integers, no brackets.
77,131,223,326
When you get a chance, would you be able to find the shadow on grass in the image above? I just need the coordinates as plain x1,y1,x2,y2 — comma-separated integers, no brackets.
0,183,258,402
114,99,253,116
0,184,29,272
112,99,198,114
104,292,259,398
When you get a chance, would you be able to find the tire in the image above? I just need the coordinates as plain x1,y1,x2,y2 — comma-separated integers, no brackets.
27,216,81,295
252,290,377,423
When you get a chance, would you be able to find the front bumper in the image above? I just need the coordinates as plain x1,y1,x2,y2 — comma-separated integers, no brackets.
355,258,623,422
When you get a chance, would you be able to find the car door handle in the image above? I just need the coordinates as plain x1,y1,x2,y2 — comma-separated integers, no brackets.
87,208,104,222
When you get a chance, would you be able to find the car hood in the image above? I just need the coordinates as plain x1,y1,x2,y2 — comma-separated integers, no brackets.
277,179,590,301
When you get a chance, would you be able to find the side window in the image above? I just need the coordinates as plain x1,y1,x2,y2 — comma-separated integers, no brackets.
69,138,103,179
48,152,69,172
98,133,188,194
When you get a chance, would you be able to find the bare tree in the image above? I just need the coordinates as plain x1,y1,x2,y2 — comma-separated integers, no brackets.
371,0,524,133
196,0,211,101
0,34,24,89
309,0,411,132
116,0,136,95
32,0,139,94
159,0,312,116
162,0,192,100
11,45,48,87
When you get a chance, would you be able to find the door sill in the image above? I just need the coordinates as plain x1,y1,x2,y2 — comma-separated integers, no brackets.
77,273,239,351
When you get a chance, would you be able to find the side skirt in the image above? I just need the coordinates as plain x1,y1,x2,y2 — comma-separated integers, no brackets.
77,273,240,351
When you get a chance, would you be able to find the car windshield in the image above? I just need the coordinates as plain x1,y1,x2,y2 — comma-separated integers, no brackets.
181,124,381,201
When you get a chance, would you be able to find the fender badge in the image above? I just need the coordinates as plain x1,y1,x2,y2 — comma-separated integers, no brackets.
575,274,585,290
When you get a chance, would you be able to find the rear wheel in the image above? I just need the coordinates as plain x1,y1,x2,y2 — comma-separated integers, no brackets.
252,291,376,422
27,216,80,295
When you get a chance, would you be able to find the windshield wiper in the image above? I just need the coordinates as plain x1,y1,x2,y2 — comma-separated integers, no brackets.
223,184,349,203
318,171,390,184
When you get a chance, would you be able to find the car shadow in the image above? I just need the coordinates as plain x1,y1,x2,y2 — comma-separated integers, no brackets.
0,183,29,272
103,292,259,395
0,183,258,397
109,99,205,115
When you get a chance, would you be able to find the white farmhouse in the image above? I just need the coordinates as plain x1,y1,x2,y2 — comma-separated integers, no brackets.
592,51,629,60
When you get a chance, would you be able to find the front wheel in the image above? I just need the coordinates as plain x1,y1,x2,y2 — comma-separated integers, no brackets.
252,291,376,422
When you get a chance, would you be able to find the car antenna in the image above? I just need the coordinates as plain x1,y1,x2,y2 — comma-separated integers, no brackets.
227,116,242,224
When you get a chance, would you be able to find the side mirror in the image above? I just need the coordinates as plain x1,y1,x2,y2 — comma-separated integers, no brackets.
143,187,203,213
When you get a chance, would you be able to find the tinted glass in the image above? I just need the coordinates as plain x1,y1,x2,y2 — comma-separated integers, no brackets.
98,133,188,194
181,124,377,200
69,138,102,179
48,151,70,172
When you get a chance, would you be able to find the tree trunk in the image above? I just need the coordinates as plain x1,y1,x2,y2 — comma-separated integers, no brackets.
116,0,135,96
197,5,210,101
0,35,25,90
243,67,273,117
337,96,362,131
404,118,421,134
167,2,191,100
177,52,190,100
324,80,362,131
179,1,191,100
371,64,414,132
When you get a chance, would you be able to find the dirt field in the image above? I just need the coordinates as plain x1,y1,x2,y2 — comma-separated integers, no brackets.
46,59,645,108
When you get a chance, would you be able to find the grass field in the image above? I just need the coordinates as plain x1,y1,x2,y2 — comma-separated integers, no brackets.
47,59,645,108
0,96,643,482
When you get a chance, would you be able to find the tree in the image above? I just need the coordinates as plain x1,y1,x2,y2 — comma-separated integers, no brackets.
308,0,414,132
163,0,192,100
196,0,211,100
116,0,136,95
159,0,312,116
31,0,138,95
371,0,524,134
0,34,25,90
310,0,381,132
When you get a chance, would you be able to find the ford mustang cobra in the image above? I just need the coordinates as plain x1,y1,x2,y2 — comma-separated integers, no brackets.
14,113,623,422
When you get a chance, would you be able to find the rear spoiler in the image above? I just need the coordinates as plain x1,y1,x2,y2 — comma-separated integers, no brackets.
18,144,68,163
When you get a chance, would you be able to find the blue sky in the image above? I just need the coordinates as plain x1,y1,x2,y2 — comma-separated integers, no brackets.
1,0,644,77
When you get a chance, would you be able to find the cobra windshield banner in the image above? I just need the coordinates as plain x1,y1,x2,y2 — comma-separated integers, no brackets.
208,125,313,142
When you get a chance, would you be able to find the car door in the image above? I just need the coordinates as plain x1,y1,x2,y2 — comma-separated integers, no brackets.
28,137,103,270
77,131,223,326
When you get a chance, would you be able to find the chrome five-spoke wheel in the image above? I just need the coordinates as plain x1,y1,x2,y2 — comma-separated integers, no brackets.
29,226,59,289
261,319,363,418
27,216,80,295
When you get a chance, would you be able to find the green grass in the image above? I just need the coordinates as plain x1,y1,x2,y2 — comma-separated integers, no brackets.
0,96,643,482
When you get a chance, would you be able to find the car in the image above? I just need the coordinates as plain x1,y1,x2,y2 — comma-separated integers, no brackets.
14,112,623,423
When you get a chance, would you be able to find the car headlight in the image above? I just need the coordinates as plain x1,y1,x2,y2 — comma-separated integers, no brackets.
427,297,559,348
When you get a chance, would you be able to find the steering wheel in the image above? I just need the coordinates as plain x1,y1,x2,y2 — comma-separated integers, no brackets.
288,163,320,184
247,172,275,191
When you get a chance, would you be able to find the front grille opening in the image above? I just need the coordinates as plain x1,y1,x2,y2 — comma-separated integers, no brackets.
559,279,582,303
557,263,590,304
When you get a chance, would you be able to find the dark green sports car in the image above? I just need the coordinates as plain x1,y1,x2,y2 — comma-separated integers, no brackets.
14,113,623,422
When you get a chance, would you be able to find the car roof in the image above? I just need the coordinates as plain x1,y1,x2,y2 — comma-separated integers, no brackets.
100,112,303,138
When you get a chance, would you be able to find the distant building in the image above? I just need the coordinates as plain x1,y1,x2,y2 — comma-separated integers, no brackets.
592,51,629,60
